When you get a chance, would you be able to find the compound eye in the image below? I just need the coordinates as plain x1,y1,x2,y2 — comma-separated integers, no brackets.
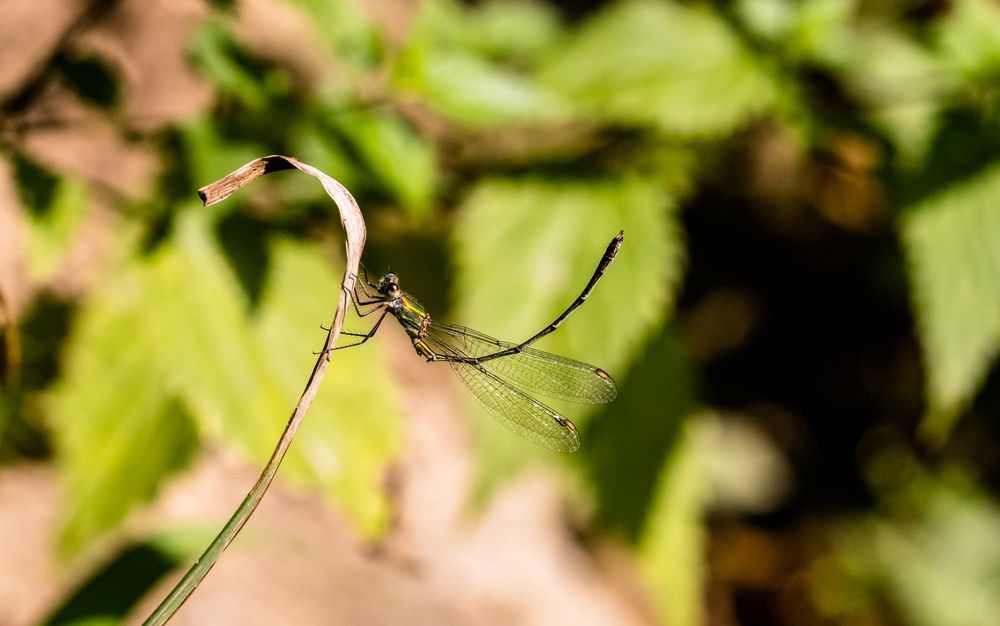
378,273,398,294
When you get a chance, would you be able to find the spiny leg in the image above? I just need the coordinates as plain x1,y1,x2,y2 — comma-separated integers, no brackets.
319,278,387,340
357,263,378,299
343,275,384,313
327,280,385,329
317,307,390,354
347,265,375,301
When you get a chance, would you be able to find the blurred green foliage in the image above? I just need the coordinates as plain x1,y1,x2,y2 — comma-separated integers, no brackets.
49,208,400,553
2,0,1000,624
902,163,1000,440
815,467,1000,626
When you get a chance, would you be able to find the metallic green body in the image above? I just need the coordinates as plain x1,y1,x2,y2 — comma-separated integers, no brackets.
387,291,435,360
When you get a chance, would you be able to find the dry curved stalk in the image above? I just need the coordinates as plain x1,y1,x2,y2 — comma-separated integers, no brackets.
142,155,366,625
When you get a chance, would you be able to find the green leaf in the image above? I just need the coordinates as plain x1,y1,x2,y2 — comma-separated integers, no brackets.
739,0,856,66
537,0,777,137
636,421,707,626
49,260,199,555
841,30,950,101
26,177,89,283
454,176,681,370
393,47,569,129
842,32,951,163
155,210,400,535
583,324,695,539
784,0,855,64
393,0,569,128
936,0,1000,87
735,0,796,45
900,161,1000,441
635,410,792,626
283,0,381,67
51,208,401,554
188,20,270,110
333,109,438,219
147,210,281,450
413,0,563,64
816,470,1000,626
451,175,683,478
286,123,363,203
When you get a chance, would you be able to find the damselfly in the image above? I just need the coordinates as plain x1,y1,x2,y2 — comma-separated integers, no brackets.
331,231,624,452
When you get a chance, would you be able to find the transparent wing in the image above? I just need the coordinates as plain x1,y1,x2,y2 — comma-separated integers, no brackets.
426,322,617,404
424,332,581,453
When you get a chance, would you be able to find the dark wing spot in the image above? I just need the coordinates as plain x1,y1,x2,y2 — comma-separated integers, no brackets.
554,416,578,431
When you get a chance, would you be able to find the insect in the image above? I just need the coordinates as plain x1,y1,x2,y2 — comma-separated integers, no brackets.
331,231,624,452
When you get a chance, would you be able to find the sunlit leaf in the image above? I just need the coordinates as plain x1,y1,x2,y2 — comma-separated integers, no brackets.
49,260,199,555
452,175,683,477
148,210,280,450
393,0,569,128
900,161,1000,441
739,0,856,67
283,0,381,66
844,31,951,102
454,176,681,371
537,0,777,137
736,0,796,45
636,422,707,626
636,410,791,626
583,324,694,539
332,109,438,219
26,177,88,282
286,123,363,203
155,210,400,535
786,0,855,64
51,208,401,553
839,31,952,163
414,0,563,64
936,0,1000,86
393,47,569,129
188,19,270,110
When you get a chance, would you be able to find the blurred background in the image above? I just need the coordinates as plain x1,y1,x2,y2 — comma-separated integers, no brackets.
1,0,999,624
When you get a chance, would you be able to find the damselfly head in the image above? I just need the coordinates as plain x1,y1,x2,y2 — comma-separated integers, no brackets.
378,272,401,298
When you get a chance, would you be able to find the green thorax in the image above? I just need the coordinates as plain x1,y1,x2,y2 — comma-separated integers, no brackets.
388,290,430,338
